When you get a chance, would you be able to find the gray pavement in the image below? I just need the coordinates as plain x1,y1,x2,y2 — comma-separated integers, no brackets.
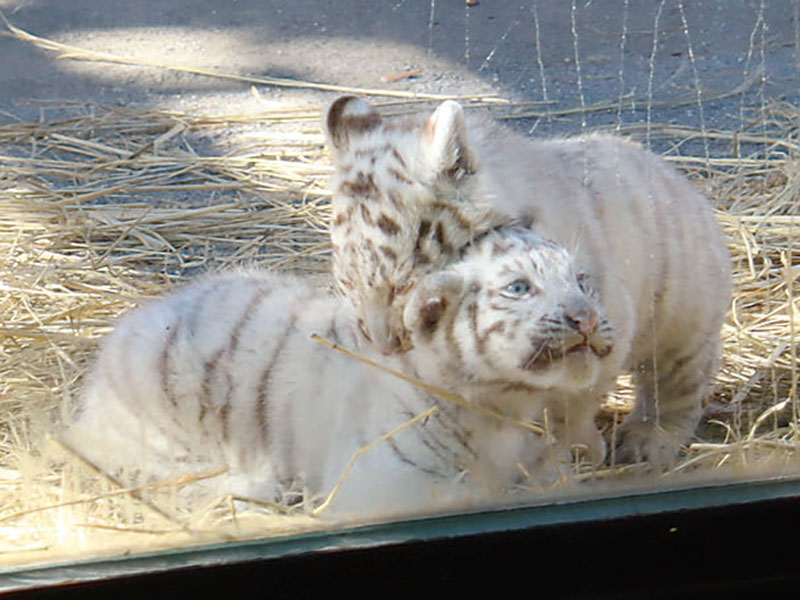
0,1,799,144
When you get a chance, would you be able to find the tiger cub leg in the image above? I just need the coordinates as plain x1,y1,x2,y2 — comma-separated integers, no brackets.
545,390,610,468
615,338,720,466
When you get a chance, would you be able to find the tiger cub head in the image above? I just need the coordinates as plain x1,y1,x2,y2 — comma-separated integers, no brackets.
324,95,509,354
403,227,614,394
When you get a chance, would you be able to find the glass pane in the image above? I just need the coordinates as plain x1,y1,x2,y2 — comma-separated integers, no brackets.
1,0,799,576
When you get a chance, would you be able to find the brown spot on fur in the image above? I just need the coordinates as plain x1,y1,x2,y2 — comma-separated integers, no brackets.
441,151,475,179
377,213,401,236
420,298,447,332
326,96,381,149
332,212,349,226
501,382,540,393
341,172,378,197
219,402,231,443
387,333,406,353
415,251,432,265
431,201,473,231
360,203,374,225
358,318,373,343
391,147,407,169
396,329,414,352
387,189,403,211
388,166,413,185
417,220,432,246
394,278,415,297
488,302,511,311
444,303,464,366
467,302,480,351
477,320,506,345
354,143,392,158
434,221,454,254
379,245,398,263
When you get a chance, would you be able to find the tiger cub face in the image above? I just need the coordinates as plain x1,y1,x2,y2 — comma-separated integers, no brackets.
404,227,614,395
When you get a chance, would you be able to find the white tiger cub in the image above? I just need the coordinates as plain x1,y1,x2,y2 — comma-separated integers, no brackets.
324,96,732,465
61,228,613,515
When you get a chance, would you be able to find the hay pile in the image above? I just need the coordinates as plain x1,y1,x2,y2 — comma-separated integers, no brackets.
0,102,336,564
0,98,799,567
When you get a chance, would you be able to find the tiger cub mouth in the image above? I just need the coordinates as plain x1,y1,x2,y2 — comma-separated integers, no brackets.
522,332,613,371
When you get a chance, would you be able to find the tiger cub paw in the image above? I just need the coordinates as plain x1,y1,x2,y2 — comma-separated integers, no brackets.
612,420,684,468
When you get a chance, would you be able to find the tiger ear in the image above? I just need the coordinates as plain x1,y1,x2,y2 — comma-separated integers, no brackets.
324,95,382,154
403,271,464,337
421,100,476,179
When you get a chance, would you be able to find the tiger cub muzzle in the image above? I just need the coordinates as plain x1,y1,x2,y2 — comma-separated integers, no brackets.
522,296,614,371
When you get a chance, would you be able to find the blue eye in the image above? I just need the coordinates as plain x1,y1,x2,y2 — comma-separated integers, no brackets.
503,279,531,296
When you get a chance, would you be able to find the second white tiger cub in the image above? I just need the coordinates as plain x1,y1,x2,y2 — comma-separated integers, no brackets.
62,228,614,515
324,96,732,465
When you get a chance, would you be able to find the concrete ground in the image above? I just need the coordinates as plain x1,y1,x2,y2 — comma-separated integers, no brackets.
1,0,799,141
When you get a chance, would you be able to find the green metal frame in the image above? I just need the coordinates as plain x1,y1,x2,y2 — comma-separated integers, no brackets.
4,474,800,593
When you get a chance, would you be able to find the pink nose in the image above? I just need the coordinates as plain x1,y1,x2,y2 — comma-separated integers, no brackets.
565,307,598,336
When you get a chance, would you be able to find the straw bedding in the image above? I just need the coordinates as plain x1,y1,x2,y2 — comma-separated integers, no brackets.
1,97,799,566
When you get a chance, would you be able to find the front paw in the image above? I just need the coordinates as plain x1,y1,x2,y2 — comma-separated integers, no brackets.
570,425,607,467
612,420,683,467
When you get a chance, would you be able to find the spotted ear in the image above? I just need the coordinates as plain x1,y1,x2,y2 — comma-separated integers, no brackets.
324,95,382,155
421,100,476,179
403,271,464,337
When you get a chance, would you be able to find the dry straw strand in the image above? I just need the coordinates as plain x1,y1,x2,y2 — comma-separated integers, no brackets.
311,334,547,436
313,406,439,515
